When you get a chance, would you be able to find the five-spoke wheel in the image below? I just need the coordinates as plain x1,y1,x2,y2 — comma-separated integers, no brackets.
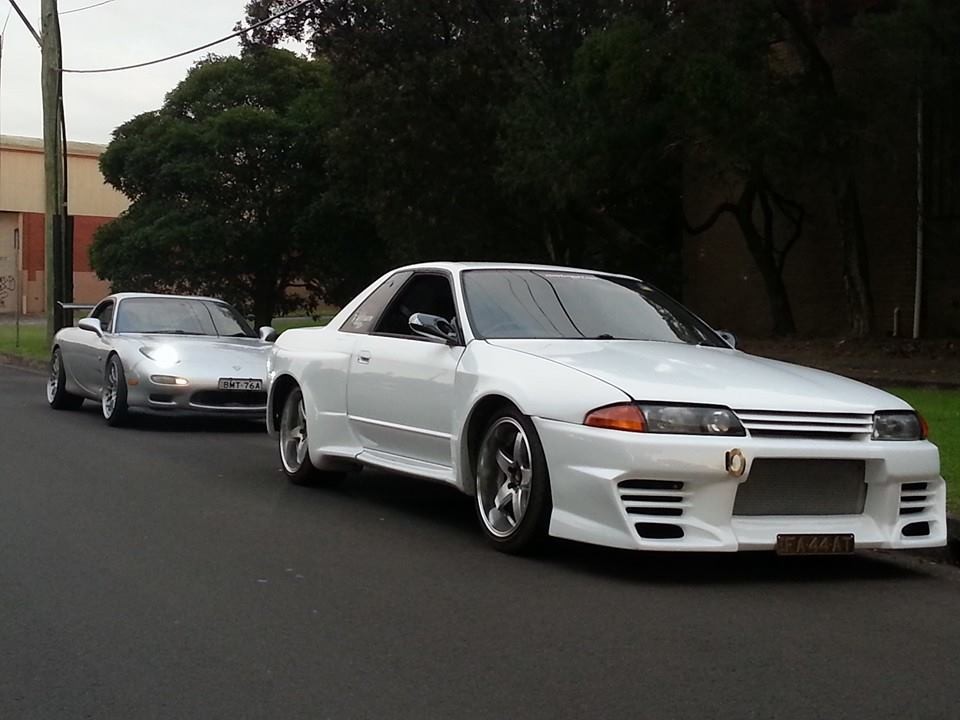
47,347,84,410
475,408,551,553
102,355,129,426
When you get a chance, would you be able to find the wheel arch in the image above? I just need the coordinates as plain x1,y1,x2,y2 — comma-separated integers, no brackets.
460,393,522,495
268,373,301,435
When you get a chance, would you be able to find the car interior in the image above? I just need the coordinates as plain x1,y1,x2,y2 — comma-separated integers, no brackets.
374,273,458,338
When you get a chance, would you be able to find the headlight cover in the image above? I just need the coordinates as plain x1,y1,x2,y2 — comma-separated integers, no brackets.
585,403,745,436
139,345,180,368
873,411,927,441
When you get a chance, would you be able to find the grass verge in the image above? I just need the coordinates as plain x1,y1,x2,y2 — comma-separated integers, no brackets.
888,387,960,512
0,324,48,362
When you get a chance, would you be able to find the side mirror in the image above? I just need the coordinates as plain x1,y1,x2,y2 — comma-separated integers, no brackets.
717,330,737,349
259,326,279,343
409,313,459,345
78,318,103,337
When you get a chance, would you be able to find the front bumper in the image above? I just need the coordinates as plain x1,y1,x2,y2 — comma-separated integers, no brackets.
125,363,267,417
535,417,947,552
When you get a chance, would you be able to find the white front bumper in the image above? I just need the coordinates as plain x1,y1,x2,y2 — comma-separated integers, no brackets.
534,417,947,552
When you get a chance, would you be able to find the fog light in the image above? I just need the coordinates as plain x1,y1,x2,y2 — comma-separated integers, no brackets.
151,375,189,386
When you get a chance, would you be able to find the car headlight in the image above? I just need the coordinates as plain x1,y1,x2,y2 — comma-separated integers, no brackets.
139,345,180,368
584,403,745,436
873,411,927,441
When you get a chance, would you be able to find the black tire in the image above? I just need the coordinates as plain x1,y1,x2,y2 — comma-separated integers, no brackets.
101,355,130,427
278,386,341,486
47,347,84,410
474,406,552,554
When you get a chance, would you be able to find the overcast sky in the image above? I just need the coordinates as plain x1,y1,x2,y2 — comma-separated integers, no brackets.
1,0,305,144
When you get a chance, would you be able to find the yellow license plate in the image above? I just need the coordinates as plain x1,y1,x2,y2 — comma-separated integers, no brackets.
776,533,855,555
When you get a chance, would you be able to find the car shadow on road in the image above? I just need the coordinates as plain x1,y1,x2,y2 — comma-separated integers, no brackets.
303,470,945,586
75,404,267,434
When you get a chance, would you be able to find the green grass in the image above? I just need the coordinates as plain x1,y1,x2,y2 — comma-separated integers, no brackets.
888,387,960,512
0,324,49,362
273,314,334,333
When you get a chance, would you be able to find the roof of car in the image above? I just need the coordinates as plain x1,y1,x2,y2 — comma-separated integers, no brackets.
394,261,636,278
106,292,226,303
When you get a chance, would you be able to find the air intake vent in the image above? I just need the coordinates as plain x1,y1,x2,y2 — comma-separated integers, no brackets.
733,459,867,516
899,482,930,517
734,410,873,440
618,480,688,539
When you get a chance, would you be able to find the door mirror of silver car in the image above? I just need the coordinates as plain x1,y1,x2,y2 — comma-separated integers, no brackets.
409,313,459,345
259,326,279,343
78,318,103,337
717,330,737,349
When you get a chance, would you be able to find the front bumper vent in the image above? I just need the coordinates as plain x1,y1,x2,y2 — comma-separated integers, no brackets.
733,459,867,516
190,390,267,408
618,480,687,539
899,482,930,516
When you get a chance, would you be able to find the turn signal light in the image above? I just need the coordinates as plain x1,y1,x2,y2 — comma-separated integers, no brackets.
584,404,647,432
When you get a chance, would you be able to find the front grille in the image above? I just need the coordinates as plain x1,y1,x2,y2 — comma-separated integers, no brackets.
734,409,873,440
618,480,688,538
733,459,867,516
899,482,931,516
190,390,267,408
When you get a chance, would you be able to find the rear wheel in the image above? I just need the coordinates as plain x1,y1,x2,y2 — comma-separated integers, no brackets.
474,407,552,554
101,355,129,427
279,386,340,486
47,348,84,410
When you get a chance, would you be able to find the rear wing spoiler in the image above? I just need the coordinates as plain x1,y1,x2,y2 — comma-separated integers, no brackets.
57,302,96,320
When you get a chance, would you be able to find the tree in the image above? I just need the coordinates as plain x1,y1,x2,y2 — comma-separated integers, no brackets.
91,48,373,326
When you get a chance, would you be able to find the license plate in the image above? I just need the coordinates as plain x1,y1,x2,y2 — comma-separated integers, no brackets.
217,378,263,391
776,533,855,556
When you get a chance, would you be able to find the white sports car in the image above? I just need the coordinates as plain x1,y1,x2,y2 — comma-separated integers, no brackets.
266,263,947,554
48,293,275,426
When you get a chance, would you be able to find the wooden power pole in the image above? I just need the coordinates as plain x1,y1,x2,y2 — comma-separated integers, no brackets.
41,0,66,340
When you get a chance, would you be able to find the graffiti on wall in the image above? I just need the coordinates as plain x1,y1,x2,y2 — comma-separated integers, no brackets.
0,275,15,306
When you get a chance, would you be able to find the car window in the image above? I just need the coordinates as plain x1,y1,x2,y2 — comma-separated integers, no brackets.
92,301,115,333
340,271,413,335
115,298,218,336
204,301,256,338
462,269,725,346
374,273,457,337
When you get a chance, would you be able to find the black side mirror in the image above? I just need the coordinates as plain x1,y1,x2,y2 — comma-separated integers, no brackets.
717,330,737,349
259,326,279,343
409,313,459,345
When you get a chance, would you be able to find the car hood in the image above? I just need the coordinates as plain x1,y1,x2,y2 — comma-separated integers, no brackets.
486,339,908,413
125,334,271,366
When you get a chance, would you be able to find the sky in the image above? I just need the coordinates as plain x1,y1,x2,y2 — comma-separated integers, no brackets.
0,0,305,144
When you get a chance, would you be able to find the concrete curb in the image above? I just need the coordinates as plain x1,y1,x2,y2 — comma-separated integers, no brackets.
0,353,46,373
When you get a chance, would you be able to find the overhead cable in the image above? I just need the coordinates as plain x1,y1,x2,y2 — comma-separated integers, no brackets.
62,0,316,74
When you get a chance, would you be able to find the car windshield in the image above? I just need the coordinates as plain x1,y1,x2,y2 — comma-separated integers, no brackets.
461,269,726,346
114,298,256,338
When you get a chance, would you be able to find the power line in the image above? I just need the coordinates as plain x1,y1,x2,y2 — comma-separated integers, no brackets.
62,0,317,74
60,0,121,16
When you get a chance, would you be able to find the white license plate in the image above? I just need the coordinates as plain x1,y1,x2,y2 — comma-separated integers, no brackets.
218,378,263,391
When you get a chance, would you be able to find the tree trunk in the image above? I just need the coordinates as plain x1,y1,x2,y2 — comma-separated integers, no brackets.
835,175,874,337
737,202,797,337
252,271,277,329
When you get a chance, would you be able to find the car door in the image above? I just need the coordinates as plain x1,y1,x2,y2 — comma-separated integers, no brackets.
346,272,465,468
72,299,115,394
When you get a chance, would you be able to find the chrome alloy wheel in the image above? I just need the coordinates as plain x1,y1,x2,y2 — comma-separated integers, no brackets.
102,361,119,418
280,391,309,473
476,417,534,538
47,350,62,404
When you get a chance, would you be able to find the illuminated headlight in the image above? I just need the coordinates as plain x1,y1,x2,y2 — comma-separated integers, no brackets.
139,345,180,367
151,375,189,386
873,411,927,441
585,403,745,435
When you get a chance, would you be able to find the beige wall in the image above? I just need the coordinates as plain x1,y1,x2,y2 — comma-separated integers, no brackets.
0,212,18,312
0,136,128,217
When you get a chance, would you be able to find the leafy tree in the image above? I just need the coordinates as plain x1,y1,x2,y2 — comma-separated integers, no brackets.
92,48,372,326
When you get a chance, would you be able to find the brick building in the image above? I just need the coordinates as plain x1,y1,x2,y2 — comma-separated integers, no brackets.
0,135,127,314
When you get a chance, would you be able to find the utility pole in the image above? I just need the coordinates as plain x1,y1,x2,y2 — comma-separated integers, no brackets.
41,0,66,340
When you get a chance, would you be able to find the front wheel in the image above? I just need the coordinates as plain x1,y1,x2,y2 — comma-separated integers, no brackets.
102,355,129,427
474,407,552,554
47,348,84,410
279,386,340,486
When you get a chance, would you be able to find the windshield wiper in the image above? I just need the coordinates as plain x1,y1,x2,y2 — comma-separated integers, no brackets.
139,330,206,335
594,334,618,340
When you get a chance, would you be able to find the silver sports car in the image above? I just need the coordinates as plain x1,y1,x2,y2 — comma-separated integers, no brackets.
47,293,276,425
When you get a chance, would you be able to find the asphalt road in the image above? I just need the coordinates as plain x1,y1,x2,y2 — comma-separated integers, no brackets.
1,363,959,720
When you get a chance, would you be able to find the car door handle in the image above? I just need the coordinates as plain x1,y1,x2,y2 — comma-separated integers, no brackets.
357,351,371,364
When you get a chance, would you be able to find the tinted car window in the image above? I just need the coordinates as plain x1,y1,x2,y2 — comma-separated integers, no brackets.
206,302,255,338
92,301,114,333
462,270,725,346
374,274,456,337
340,271,413,334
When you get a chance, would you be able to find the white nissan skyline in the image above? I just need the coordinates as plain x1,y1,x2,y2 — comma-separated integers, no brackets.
265,262,947,555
